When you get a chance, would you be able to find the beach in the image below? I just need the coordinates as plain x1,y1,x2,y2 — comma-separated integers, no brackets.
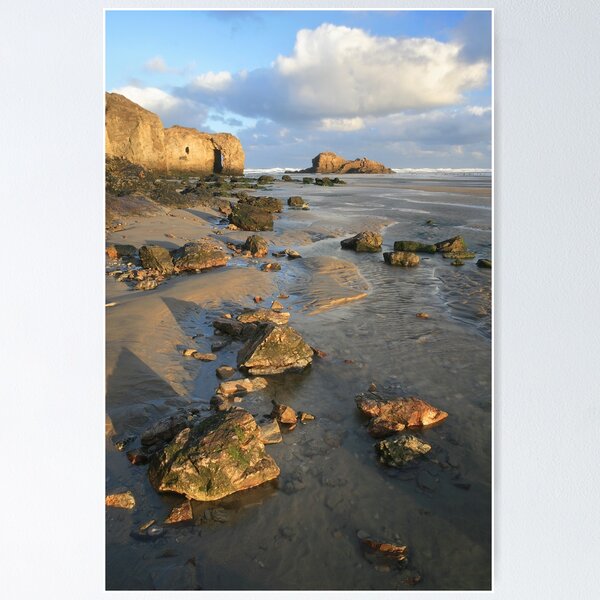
106,172,491,590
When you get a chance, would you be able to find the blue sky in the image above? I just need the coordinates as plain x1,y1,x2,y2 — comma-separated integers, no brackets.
106,10,492,168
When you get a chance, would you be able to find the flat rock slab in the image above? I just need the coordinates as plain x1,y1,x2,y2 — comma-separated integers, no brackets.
217,377,268,397
171,240,229,272
259,419,283,444
106,491,135,509
237,308,290,326
148,409,280,501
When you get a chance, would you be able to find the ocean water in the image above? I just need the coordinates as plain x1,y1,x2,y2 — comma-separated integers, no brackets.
106,173,492,590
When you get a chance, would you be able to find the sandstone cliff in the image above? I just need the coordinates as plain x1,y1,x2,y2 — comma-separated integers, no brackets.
301,151,392,174
105,92,244,175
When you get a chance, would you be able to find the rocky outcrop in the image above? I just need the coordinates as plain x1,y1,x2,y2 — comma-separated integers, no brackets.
301,151,392,174
340,231,383,252
148,409,280,501
238,324,314,375
139,245,175,274
238,196,283,213
288,196,309,210
241,235,269,257
105,92,244,174
435,235,467,254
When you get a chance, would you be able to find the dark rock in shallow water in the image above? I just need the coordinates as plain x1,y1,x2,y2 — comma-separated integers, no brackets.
260,262,281,272
141,413,191,447
171,240,229,272
435,235,467,253
257,175,274,185
340,231,382,252
242,234,269,257
302,177,314,184
216,365,236,380
238,323,313,375
393,241,437,254
164,499,193,524
477,258,492,269
148,409,280,501
383,251,420,267
442,251,475,260
229,203,273,231
271,403,298,425
288,196,309,210
139,245,174,274
238,196,283,213
376,434,432,468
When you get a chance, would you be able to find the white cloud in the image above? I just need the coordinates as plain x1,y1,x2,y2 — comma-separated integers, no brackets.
191,70,233,91
466,105,491,116
319,117,365,131
111,86,208,128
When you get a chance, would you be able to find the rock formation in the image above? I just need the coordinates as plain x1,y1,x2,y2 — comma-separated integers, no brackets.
301,151,392,174
105,92,244,174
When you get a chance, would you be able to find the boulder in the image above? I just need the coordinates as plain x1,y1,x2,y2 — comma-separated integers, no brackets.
315,177,334,186
271,403,298,425
139,245,174,274
216,366,236,380
340,231,382,252
237,308,290,326
356,392,448,438
393,241,436,254
213,317,246,337
288,196,309,210
477,258,492,269
242,235,269,257
383,251,420,267
257,175,275,184
376,434,432,468
148,409,280,501
106,243,138,260
238,196,283,213
259,419,283,444
229,203,273,231
302,177,314,184
301,151,393,174
281,175,293,182
435,235,467,253
171,240,229,272
237,323,314,375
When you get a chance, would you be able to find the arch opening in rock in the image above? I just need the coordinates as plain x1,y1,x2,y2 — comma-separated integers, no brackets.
213,149,223,174
185,146,189,154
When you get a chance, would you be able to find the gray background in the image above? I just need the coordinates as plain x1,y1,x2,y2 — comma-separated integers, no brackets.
1,1,599,598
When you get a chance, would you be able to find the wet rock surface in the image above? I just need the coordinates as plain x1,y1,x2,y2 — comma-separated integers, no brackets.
376,434,432,468
393,241,436,253
383,251,420,267
148,409,280,501
106,491,136,509
236,308,290,326
171,240,229,272
242,235,269,257
229,203,274,231
237,324,314,375
340,231,383,252
139,245,174,274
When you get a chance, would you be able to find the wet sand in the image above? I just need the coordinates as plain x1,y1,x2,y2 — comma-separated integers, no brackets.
106,173,492,590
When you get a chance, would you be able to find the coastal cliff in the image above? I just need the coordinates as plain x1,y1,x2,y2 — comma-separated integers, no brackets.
301,151,393,174
105,92,245,175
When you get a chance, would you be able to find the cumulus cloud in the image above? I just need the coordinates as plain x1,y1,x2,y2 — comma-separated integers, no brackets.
191,71,233,91
111,86,208,129
177,23,488,123
144,56,184,74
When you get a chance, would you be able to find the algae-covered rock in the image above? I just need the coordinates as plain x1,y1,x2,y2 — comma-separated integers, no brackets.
257,175,275,185
139,245,174,274
229,203,273,231
288,196,309,210
393,241,436,254
148,409,280,501
442,251,476,260
238,323,313,375
356,392,448,438
302,177,314,184
477,258,492,269
340,231,382,252
376,434,431,468
281,175,293,182
237,308,290,326
383,251,420,267
242,235,269,257
238,196,283,213
435,236,467,253
171,240,229,271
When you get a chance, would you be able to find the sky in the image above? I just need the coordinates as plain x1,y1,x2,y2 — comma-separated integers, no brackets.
106,10,492,169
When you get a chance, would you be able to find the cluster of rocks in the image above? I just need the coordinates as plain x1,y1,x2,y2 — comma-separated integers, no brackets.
338,231,491,269
300,151,393,175
355,387,448,468
107,238,231,291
